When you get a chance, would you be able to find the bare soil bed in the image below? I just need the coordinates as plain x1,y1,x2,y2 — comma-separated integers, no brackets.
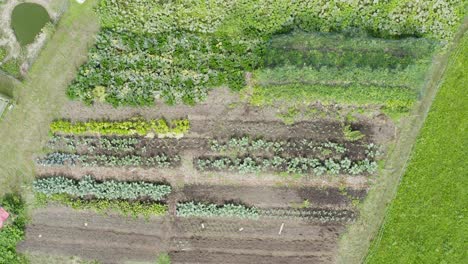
19,206,345,264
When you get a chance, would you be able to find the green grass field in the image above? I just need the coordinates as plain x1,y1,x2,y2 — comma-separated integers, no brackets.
366,33,468,263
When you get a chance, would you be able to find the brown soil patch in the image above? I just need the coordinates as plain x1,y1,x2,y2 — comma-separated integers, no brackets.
19,205,345,264
178,184,366,209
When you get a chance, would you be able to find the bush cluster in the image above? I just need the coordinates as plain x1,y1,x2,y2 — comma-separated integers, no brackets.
177,202,259,220
50,118,190,137
0,193,27,264
196,156,377,175
33,175,171,201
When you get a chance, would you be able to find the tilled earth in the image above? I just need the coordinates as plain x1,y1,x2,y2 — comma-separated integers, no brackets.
19,206,345,264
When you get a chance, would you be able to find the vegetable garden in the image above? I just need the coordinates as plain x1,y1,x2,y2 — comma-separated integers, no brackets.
15,0,467,263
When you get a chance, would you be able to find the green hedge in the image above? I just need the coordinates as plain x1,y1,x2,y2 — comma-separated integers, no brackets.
33,176,171,201
50,118,190,137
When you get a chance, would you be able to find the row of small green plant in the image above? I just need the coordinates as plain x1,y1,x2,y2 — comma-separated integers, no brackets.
196,156,377,175
50,118,190,137
176,202,259,220
212,136,381,158
37,152,179,168
35,193,168,219
261,208,355,223
210,136,378,155
0,193,28,264
33,175,171,201
176,202,355,222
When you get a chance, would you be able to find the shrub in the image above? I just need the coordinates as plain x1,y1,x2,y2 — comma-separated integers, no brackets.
0,193,28,264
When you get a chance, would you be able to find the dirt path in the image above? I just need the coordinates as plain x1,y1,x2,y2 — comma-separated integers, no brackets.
0,0,100,196
19,205,345,264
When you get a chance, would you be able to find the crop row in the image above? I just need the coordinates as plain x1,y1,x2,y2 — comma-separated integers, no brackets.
251,83,417,113
50,118,190,137
98,0,462,40
176,202,355,222
260,208,355,223
196,156,377,175
176,202,259,220
37,152,179,168
255,64,429,91
265,32,436,70
33,175,171,201
67,29,263,106
210,136,381,157
36,193,168,219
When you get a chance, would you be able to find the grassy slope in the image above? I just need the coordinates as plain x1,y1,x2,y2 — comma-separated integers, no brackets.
366,33,468,263
0,0,99,196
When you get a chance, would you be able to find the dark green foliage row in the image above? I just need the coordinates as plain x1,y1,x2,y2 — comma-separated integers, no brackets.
37,152,179,168
0,193,27,264
264,32,437,70
33,175,171,201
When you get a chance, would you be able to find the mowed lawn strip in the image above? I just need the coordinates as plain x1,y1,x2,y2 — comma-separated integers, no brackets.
0,0,100,195
366,34,468,263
